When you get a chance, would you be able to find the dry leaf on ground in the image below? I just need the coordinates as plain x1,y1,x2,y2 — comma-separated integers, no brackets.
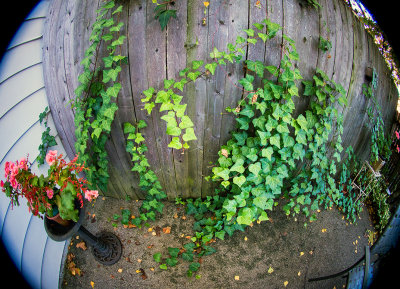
76,241,87,251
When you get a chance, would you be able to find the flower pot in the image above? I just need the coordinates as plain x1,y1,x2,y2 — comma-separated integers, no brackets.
46,212,71,227
44,201,85,242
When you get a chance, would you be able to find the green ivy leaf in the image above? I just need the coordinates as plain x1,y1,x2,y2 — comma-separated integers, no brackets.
153,252,162,263
230,159,245,174
238,74,254,91
192,60,204,70
157,9,177,31
261,147,274,160
179,115,194,129
182,127,197,142
237,207,253,225
246,60,264,78
168,137,182,149
205,62,218,75
270,134,281,149
164,79,175,89
233,175,246,187
249,162,261,176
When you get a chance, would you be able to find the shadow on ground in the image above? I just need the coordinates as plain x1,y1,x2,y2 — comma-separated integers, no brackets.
61,197,374,289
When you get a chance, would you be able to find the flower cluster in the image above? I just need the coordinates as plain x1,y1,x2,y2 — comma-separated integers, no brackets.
1,151,99,221
395,130,400,153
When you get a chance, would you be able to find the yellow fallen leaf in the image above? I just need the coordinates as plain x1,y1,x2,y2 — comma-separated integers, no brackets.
234,276,240,281
268,267,274,274
309,250,313,255
150,268,155,271
136,269,141,273
152,232,157,236
118,268,123,273
300,252,304,256
163,226,171,234
174,213,179,219
321,228,327,233
221,149,229,157
298,271,301,276
137,259,142,263
244,236,248,241
203,1,210,8
148,228,153,232
90,281,95,288
284,281,288,287
76,241,87,251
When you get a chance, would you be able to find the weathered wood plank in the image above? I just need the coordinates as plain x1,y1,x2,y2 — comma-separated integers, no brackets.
342,12,369,157
185,0,208,199
264,0,284,82
145,0,178,198
201,0,231,197
43,0,76,160
283,0,319,117
166,0,188,199
219,0,248,147
127,0,169,199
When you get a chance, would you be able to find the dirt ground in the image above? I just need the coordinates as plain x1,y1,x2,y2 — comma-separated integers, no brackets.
61,196,375,289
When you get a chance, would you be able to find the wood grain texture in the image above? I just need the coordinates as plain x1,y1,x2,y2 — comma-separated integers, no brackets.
43,0,399,199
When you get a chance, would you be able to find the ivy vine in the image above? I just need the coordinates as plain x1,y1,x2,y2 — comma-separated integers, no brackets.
110,18,363,277
73,0,126,192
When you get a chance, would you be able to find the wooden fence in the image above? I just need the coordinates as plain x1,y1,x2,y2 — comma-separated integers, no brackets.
42,0,398,199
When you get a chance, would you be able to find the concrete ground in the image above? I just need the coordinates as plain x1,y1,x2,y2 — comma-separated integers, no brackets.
61,196,375,289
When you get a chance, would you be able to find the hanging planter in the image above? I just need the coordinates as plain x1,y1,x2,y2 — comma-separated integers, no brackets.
1,150,122,265
44,201,122,265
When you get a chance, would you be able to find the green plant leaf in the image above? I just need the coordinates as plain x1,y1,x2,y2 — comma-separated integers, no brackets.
157,9,177,31
270,134,281,149
233,175,246,187
153,252,162,263
183,128,197,142
168,137,182,149
237,207,253,225
205,62,218,75
192,60,204,70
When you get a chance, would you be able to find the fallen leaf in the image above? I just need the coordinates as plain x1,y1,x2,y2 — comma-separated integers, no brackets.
147,244,154,249
163,226,171,234
137,259,142,263
181,215,187,220
150,267,155,271
90,281,95,288
234,276,240,281
203,1,210,8
118,268,123,273
148,228,153,232
300,252,304,256
221,149,229,158
102,197,106,200
139,268,147,280
321,228,327,233
284,281,289,287
298,271,301,276
152,232,157,236
110,274,115,279
268,267,274,274
309,250,313,255
76,241,87,251
244,236,248,241
173,213,179,219
136,269,142,274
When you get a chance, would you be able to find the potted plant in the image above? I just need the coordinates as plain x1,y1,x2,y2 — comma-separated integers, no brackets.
1,150,98,226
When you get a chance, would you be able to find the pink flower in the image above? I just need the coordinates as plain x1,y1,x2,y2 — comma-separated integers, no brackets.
396,130,400,140
84,190,99,202
397,145,400,153
46,189,54,199
18,158,28,170
46,150,58,166
0,180,4,188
